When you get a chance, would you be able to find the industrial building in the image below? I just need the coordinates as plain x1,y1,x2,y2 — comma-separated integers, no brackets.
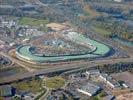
99,74,120,88
77,82,101,96
0,85,13,97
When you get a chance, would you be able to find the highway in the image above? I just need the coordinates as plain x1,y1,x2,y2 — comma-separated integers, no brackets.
0,52,133,85
0,33,133,85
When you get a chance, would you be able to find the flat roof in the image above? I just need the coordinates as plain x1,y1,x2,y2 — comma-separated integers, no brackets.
78,82,101,95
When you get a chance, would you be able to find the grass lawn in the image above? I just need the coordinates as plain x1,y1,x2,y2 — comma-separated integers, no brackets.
44,76,65,89
91,91,107,100
19,17,49,27
11,78,43,93
92,27,111,35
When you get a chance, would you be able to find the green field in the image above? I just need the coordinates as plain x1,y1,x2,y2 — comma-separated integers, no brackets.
92,27,111,35
19,17,49,27
44,76,65,89
11,78,43,93
91,91,107,100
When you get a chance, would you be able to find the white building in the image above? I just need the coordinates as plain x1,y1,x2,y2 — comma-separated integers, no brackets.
1,20,16,28
122,83,129,88
86,69,100,76
114,0,122,2
99,74,120,88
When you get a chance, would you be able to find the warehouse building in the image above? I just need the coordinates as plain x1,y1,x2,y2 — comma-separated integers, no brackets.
77,82,101,96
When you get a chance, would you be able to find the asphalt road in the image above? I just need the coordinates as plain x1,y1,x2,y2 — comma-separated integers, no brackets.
0,51,132,85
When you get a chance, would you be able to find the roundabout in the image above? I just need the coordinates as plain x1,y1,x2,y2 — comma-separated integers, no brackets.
16,32,111,63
